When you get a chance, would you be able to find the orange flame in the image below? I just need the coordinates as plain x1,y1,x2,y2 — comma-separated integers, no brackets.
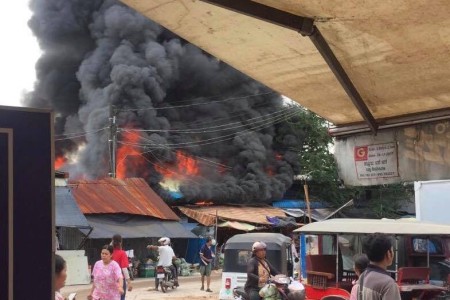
116,130,147,179
155,150,199,179
195,201,213,206
55,156,66,170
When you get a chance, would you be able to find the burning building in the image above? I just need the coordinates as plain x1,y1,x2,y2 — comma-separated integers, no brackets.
28,0,303,204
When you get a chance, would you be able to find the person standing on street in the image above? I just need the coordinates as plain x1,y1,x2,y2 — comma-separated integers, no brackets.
88,245,124,300
147,237,178,290
111,234,132,299
353,233,401,300
199,236,215,292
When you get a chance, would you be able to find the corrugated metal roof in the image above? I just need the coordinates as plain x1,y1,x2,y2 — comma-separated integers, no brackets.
70,178,179,221
178,205,286,226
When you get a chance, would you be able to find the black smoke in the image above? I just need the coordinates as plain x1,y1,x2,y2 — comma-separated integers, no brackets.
27,0,303,204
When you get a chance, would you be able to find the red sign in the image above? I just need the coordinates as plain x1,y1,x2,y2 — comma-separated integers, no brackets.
354,146,368,161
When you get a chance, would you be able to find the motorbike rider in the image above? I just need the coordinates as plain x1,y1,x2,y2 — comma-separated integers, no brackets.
244,241,279,300
147,237,179,289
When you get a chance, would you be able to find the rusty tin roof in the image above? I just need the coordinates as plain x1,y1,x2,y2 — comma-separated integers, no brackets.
178,205,286,226
70,177,179,221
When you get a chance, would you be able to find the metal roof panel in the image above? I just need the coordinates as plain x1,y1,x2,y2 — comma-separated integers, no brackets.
70,178,179,221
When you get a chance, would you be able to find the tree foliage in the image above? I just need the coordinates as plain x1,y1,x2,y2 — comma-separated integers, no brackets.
284,106,412,217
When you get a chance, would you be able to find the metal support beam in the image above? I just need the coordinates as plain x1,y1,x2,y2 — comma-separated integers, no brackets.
329,109,450,137
302,26,378,134
200,0,379,134
200,0,313,32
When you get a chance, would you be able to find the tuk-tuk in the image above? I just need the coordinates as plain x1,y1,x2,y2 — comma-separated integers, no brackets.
219,232,294,300
294,218,450,300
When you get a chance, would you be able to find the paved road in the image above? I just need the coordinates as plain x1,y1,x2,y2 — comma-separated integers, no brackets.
61,270,222,300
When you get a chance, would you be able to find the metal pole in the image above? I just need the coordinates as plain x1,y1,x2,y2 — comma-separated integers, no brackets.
109,105,117,178
336,234,339,287
395,237,399,281
303,183,312,223
214,210,218,269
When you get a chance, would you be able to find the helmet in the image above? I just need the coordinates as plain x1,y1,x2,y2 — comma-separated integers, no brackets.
158,237,171,245
252,241,267,252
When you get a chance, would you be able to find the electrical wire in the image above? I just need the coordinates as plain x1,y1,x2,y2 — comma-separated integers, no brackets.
120,108,298,148
54,127,108,141
121,106,299,134
116,91,276,112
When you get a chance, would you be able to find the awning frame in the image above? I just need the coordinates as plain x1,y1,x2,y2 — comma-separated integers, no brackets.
201,0,378,133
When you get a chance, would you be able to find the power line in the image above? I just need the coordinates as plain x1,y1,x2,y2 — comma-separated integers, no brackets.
120,108,298,148
55,127,108,141
121,106,299,134
116,91,276,112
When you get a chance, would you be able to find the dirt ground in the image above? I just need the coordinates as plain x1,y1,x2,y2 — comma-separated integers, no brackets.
61,270,222,300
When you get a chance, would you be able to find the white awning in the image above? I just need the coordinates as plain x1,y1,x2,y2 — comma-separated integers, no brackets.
294,218,450,235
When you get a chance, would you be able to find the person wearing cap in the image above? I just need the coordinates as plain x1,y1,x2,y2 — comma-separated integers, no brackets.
245,241,279,300
147,237,178,290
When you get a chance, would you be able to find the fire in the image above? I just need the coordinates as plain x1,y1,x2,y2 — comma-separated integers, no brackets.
55,156,66,170
116,130,148,179
156,150,200,192
155,150,199,178
195,201,213,206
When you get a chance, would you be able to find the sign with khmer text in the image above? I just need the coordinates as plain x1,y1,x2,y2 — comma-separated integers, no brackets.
354,142,398,179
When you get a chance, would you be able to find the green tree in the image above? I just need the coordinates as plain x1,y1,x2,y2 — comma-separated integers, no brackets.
283,107,412,217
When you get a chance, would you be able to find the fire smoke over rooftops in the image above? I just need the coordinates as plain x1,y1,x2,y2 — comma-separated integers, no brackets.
26,0,303,204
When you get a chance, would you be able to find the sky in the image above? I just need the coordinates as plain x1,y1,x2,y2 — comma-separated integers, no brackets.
0,2,40,107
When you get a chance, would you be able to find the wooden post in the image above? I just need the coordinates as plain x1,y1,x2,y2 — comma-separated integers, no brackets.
304,183,312,223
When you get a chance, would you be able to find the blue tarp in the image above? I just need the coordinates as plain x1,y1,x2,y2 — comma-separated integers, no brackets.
84,215,197,239
184,238,216,264
55,187,90,228
272,199,326,209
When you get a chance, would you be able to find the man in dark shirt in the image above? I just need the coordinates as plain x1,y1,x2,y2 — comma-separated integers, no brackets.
199,236,214,292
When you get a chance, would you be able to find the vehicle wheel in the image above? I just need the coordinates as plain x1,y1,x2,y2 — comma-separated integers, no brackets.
160,281,167,293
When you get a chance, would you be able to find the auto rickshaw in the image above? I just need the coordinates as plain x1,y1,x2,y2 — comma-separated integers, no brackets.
219,232,295,300
294,218,450,300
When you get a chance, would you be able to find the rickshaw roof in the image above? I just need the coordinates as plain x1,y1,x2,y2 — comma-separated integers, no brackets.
225,232,291,250
294,218,450,236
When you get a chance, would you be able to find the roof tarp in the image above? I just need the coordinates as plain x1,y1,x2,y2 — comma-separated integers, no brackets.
218,221,256,232
120,0,450,127
55,187,90,228
84,215,197,239
283,208,334,221
294,218,450,235
178,205,286,226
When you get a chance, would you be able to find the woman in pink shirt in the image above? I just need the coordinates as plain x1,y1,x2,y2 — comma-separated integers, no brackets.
88,245,124,300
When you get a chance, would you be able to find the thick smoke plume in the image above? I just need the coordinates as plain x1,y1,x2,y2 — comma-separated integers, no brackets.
27,0,302,204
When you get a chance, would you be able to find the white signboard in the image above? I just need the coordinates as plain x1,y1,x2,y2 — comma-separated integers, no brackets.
354,142,398,179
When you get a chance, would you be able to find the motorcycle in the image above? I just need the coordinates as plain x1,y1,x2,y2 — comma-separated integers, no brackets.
156,265,179,293
233,275,305,300
125,249,139,280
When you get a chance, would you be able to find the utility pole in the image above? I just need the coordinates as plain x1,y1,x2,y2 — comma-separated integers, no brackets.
303,182,312,224
109,105,117,178
294,173,314,224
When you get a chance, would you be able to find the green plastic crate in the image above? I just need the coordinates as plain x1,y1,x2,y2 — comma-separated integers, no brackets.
139,265,155,278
